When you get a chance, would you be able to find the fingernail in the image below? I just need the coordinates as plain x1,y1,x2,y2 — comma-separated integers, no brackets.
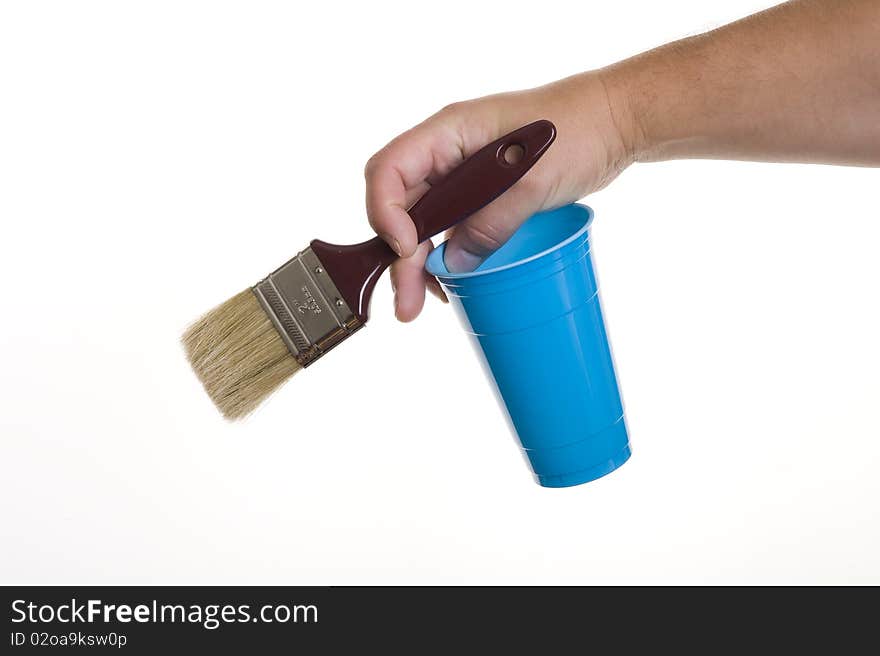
427,279,449,304
381,234,402,257
444,245,483,273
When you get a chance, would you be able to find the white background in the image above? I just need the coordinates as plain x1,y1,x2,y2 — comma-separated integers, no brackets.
1,1,877,585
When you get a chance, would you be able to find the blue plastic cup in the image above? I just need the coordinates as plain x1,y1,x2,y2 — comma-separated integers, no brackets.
425,204,630,487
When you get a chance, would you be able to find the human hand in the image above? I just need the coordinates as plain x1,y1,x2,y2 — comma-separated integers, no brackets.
364,71,636,321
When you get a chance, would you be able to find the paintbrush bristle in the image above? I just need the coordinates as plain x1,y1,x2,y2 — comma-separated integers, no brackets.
181,289,301,420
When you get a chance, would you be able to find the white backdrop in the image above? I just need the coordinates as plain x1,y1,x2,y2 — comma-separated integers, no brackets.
1,0,877,584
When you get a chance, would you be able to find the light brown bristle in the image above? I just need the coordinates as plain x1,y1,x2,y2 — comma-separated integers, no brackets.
181,289,301,419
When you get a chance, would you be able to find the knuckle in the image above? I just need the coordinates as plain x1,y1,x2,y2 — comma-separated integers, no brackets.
459,221,505,254
438,100,468,118
363,153,382,179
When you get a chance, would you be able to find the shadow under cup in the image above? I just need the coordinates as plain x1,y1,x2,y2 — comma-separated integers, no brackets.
425,204,630,487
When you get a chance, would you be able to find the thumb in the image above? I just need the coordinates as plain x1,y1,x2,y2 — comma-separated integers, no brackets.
444,180,547,272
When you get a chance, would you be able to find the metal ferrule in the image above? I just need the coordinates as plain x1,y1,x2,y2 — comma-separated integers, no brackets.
252,247,362,367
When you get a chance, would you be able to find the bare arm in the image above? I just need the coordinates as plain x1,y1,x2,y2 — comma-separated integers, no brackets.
365,0,880,321
608,0,880,166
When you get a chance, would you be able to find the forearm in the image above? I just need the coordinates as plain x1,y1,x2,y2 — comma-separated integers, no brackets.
603,0,880,166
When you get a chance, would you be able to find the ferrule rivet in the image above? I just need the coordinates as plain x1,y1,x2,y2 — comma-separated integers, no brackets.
314,266,323,274
335,298,343,307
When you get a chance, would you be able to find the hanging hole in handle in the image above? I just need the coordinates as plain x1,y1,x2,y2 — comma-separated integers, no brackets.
499,142,525,166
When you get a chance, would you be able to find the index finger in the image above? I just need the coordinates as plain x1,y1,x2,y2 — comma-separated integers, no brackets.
364,115,466,258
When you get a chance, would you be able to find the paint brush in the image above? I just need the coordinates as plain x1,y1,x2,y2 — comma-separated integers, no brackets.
182,120,556,419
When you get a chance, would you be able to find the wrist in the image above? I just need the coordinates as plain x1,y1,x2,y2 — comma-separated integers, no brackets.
537,72,638,188
596,65,649,165
601,35,719,164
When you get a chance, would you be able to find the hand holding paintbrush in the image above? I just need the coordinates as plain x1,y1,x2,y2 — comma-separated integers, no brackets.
182,120,556,419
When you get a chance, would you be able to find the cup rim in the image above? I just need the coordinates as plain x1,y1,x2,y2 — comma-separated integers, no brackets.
425,203,593,280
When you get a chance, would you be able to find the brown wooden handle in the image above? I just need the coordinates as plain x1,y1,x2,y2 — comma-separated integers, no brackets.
311,120,556,323
408,119,556,242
